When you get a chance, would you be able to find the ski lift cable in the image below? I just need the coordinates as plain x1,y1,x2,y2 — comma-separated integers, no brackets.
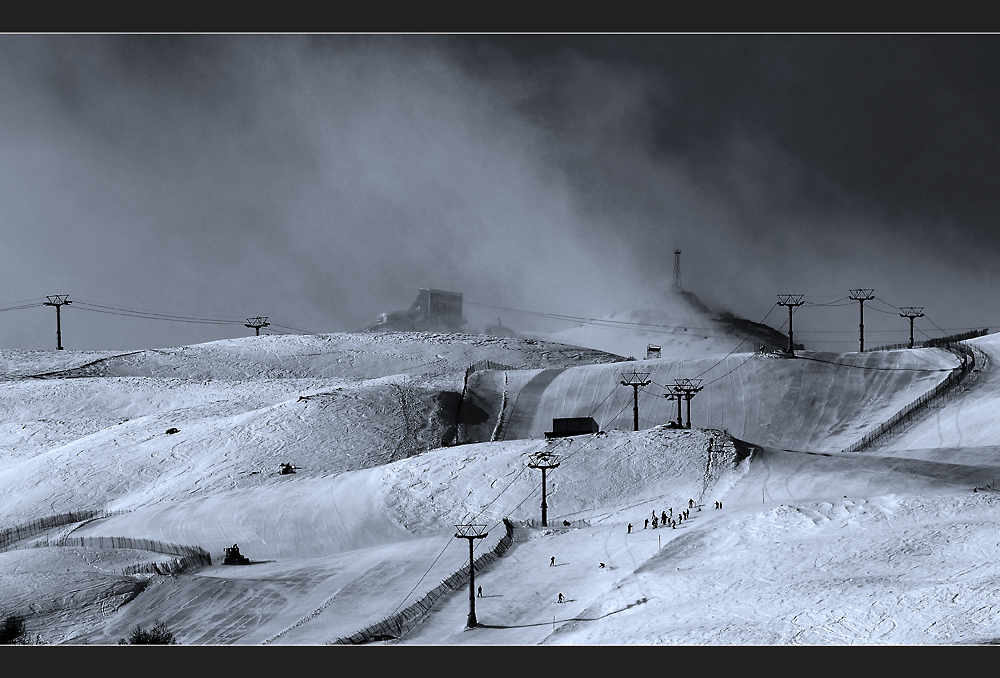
921,314,952,336
0,297,48,307
0,303,46,313
802,296,851,307
70,305,243,326
390,531,463,618
71,299,247,324
471,463,534,524
587,381,626,420
269,323,318,335
873,296,902,311
691,303,779,380
464,300,739,336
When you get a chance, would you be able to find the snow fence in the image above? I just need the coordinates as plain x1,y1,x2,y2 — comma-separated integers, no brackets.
1,511,211,575
15,534,212,575
458,360,517,445
330,517,516,645
842,342,979,454
867,328,989,353
0,509,126,551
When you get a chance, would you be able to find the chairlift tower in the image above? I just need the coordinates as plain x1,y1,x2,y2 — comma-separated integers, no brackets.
673,249,682,291
672,378,703,429
454,524,488,628
849,289,875,352
899,307,924,349
664,385,683,427
44,295,72,350
245,317,270,336
620,369,652,432
776,295,804,356
528,450,561,527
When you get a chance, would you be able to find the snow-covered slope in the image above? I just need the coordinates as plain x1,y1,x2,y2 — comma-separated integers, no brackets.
463,347,959,452
1,330,998,645
521,289,791,360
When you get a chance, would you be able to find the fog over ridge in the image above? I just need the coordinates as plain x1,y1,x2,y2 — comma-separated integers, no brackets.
1,35,997,351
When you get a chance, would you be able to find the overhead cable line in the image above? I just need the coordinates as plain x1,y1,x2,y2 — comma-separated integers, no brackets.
389,532,461,618
691,303,779,380
802,296,852,307
269,323,318,335
70,300,245,326
464,300,738,338
0,302,45,313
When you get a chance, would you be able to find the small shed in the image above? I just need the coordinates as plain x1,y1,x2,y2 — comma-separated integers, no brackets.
545,417,600,438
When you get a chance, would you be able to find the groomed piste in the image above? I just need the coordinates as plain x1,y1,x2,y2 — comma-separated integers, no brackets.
3,330,1000,645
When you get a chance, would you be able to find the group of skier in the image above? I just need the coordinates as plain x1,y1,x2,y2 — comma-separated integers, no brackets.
626,497,725,534
545,499,729,607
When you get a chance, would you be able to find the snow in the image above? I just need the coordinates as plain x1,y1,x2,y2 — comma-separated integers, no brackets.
1,329,999,645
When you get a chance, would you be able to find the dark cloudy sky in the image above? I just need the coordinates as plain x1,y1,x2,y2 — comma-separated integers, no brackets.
2,34,999,352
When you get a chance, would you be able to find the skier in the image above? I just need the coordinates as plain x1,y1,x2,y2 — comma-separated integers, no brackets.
644,518,649,529
627,523,632,534
689,498,694,509
558,593,565,603
652,515,658,529
477,586,483,598
661,511,667,524
550,556,555,566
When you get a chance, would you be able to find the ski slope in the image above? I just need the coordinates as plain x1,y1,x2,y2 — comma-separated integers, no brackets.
467,348,959,452
2,330,999,645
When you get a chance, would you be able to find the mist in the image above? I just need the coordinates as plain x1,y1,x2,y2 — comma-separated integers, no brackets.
1,34,998,352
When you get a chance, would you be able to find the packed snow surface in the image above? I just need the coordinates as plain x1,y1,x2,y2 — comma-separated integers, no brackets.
1,329,999,645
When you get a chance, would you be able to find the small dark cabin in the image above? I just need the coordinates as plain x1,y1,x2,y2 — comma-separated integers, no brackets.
545,417,600,438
